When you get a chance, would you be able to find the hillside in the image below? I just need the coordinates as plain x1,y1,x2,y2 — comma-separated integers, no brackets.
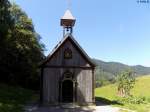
95,75,150,98
95,75,150,112
93,59,150,82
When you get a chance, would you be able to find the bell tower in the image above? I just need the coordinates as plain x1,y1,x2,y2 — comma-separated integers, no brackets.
60,10,76,36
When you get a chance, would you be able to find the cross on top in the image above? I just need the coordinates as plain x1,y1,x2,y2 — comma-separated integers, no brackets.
67,0,71,9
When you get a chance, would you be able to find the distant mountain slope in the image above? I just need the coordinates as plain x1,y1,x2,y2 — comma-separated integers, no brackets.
132,65,150,76
93,59,150,81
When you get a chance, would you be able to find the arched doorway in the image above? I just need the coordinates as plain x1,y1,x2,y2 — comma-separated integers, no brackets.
62,80,73,102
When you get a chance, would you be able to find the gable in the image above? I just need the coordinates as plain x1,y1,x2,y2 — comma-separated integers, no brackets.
40,34,95,68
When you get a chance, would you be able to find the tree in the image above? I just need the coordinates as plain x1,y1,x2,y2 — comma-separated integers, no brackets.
116,70,135,97
0,1,45,89
0,0,14,82
0,0,14,38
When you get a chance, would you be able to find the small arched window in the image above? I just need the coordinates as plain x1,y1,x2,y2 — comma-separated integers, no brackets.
64,48,72,59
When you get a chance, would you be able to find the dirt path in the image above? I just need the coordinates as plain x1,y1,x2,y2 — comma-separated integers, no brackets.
95,105,120,112
24,104,123,112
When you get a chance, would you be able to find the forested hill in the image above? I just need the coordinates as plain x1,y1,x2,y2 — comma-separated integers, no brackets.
93,59,150,82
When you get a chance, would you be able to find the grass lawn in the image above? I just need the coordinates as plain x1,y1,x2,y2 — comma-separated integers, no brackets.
95,75,150,112
0,84,34,112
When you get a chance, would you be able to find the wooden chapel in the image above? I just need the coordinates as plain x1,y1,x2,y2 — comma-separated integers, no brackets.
40,10,95,105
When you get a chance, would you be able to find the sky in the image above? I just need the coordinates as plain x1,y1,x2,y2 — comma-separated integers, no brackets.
12,0,150,66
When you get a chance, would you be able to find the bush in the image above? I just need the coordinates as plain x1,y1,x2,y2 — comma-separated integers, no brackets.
118,96,147,104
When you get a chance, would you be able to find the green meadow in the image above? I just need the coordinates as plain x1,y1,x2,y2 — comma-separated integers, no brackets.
95,75,150,112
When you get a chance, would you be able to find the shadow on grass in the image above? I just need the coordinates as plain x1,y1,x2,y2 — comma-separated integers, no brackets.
95,97,123,106
0,84,34,112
